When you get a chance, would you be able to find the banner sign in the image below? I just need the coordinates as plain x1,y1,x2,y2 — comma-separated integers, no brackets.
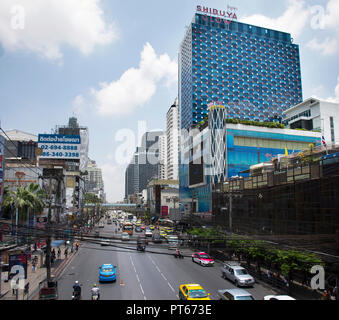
8,253,28,279
161,206,169,216
38,134,81,160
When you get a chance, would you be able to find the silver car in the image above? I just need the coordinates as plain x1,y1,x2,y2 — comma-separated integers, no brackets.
218,289,254,300
121,232,130,241
221,262,255,287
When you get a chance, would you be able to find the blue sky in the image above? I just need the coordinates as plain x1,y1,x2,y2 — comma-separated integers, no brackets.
0,0,338,202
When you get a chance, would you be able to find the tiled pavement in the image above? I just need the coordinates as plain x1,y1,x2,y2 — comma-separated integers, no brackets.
0,246,78,300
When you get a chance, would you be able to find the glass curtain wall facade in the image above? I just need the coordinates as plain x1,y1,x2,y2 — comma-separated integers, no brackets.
180,125,321,214
179,13,303,130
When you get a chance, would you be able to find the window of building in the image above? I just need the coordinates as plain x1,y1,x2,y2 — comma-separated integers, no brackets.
233,136,312,151
330,117,335,143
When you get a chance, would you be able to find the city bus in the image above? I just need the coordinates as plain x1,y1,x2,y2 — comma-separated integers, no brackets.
122,222,134,236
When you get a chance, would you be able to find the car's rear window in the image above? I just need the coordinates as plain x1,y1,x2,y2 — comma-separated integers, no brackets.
236,295,254,300
189,289,207,299
235,269,248,275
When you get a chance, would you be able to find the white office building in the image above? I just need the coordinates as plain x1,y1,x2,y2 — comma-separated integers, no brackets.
282,98,339,145
166,98,180,180
158,135,167,180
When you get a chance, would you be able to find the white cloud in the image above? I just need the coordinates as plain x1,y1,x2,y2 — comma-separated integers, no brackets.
240,0,310,38
306,0,339,56
72,94,86,114
311,77,339,103
100,163,125,202
323,0,339,30
91,42,177,116
0,0,117,61
325,77,339,103
306,37,339,56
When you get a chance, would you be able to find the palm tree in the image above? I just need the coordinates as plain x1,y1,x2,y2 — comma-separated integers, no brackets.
2,183,46,243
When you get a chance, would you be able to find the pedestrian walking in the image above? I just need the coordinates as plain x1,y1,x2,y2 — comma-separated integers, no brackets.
333,285,339,301
302,273,308,287
267,269,272,282
64,248,68,259
32,261,36,273
57,248,61,259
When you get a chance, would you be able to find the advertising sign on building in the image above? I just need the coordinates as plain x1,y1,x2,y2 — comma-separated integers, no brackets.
161,206,169,216
36,216,47,229
8,253,28,279
38,134,81,160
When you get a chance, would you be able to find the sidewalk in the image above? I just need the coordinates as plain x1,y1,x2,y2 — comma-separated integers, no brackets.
0,245,78,300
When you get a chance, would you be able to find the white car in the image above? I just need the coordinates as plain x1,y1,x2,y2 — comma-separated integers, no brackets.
121,232,130,241
264,295,296,300
145,229,153,237
221,262,255,287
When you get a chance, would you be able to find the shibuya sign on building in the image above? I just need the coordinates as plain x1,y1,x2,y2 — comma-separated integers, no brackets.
196,4,238,25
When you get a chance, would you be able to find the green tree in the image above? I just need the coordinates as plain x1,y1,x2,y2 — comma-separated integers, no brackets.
2,183,45,226
84,193,103,204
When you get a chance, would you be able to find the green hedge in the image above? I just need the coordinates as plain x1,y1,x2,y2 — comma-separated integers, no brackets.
226,237,323,275
194,117,285,130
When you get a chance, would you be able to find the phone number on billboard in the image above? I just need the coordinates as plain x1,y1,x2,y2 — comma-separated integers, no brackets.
41,152,79,158
40,145,78,151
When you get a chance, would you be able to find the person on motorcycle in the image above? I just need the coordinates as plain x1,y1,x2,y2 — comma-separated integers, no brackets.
175,248,182,258
73,280,81,298
91,283,100,300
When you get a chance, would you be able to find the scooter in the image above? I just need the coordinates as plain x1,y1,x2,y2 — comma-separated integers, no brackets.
174,252,184,259
91,293,99,300
72,292,81,300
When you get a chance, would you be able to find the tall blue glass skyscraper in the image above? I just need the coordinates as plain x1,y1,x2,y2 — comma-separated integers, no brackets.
179,13,303,129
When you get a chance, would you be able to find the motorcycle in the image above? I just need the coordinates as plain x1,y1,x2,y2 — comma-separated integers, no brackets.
72,291,81,300
91,293,99,300
174,251,184,259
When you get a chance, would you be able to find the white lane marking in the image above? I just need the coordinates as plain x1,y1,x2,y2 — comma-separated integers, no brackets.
168,282,175,292
130,254,147,300
147,255,176,295
140,284,145,295
160,273,168,281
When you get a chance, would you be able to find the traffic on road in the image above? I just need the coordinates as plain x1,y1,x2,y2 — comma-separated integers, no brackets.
54,210,287,300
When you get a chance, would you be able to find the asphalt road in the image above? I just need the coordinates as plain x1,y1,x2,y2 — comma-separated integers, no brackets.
57,222,279,300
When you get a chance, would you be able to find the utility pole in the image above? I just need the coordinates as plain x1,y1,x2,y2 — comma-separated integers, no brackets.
229,193,232,234
46,177,52,282
191,191,195,228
